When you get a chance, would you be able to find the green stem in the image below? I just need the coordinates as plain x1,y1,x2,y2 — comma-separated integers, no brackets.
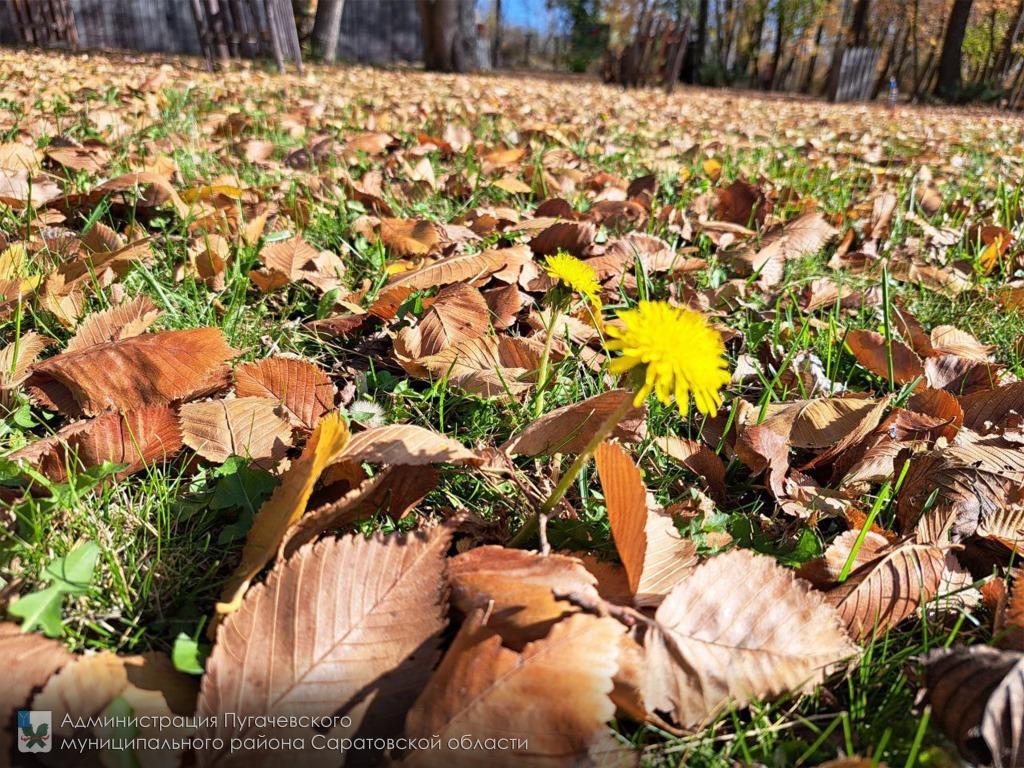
533,308,560,418
510,395,635,548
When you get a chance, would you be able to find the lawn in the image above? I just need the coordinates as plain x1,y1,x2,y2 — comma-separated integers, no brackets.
1,49,1023,767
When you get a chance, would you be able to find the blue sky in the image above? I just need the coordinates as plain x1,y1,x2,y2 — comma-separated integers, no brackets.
480,0,554,32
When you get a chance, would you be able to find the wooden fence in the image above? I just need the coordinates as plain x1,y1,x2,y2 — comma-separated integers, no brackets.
1,0,423,66
832,46,881,101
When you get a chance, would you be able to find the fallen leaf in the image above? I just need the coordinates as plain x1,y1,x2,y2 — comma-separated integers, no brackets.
636,549,856,727
404,611,627,767
216,411,350,614
595,441,698,606
339,424,479,465
198,526,450,766
921,645,1024,768
501,390,645,456
27,328,237,417
180,397,293,464
233,356,336,430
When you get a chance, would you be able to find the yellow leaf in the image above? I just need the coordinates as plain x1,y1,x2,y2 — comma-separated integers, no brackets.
0,243,26,280
181,184,244,204
702,158,722,180
980,237,1003,274
215,411,351,615
492,175,532,194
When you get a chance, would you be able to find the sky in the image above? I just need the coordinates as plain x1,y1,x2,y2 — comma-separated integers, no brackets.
481,0,555,32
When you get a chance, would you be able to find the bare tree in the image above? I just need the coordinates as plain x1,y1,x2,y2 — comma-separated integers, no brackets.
311,0,346,61
417,0,479,72
934,0,973,99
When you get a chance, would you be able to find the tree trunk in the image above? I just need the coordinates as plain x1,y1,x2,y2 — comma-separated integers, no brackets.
802,22,824,93
850,0,871,47
311,0,345,62
417,0,478,72
768,0,785,89
994,0,1024,82
694,0,709,81
745,1,767,82
491,0,501,68
934,0,974,100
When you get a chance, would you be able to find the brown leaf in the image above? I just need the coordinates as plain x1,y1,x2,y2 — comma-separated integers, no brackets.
502,390,645,457
33,651,198,765
233,356,335,430
417,336,534,398
845,329,925,385
636,549,856,727
404,611,627,768
216,412,350,614
282,465,437,555
11,404,182,481
65,295,162,352
731,212,837,286
921,646,1024,767
396,284,491,374
714,178,769,226
198,526,450,766
931,325,993,361
898,444,1024,543
0,623,72,758
528,220,596,257
180,397,292,464
0,331,49,394
656,436,727,502
250,236,344,294
418,283,490,354
339,424,479,465
961,382,1024,432
824,542,945,639
1003,570,1024,652
596,442,698,606
387,246,515,291
27,328,237,417
379,218,443,257
448,546,602,647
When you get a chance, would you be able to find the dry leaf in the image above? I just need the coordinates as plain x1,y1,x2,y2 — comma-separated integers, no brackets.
922,645,1024,767
216,411,351,614
501,390,645,456
339,424,479,465
27,328,237,417
448,546,601,647
198,526,450,767
12,404,182,481
635,549,856,727
405,611,627,768
233,356,336,430
824,542,946,640
66,295,162,352
180,397,293,464
0,623,72,758
595,442,698,606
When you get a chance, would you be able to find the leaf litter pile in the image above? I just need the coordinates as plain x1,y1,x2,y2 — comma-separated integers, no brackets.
2,50,1024,767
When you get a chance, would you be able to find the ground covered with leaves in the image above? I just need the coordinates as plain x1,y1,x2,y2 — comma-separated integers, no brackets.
2,49,1024,768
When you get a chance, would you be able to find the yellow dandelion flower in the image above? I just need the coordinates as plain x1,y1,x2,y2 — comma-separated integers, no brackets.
605,300,730,417
544,252,602,307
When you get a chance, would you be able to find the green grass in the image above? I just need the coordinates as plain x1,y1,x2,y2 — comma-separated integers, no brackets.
2,50,1022,766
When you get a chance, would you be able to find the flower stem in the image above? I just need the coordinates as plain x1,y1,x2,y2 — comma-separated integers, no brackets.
510,395,635,548
533,309,560,418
